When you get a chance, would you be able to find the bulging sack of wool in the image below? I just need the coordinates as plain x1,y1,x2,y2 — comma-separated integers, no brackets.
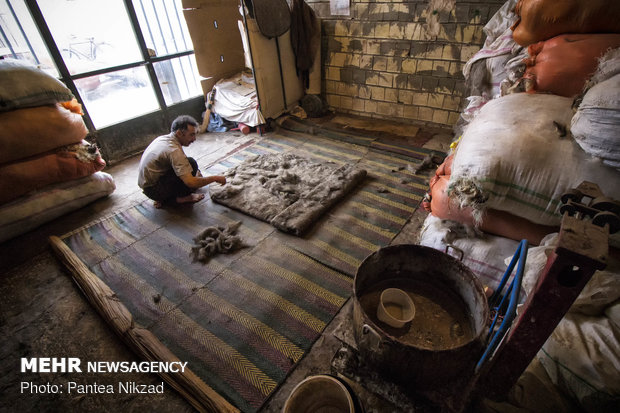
522,34,620,97
0,140,106,205
448,93,620,227
0,102,88,165
571,49,620,171
0,171,115,243
0,58,74,112
511,0,620,47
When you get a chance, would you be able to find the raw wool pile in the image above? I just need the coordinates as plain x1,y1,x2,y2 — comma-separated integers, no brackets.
210,153,367,235
190,221,244,263
64,140,101,163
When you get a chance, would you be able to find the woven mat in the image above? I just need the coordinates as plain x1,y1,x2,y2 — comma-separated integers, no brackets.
206,127,438,276
58,127,440,412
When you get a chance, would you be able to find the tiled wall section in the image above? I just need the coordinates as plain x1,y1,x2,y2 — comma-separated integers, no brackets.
305,0,506,127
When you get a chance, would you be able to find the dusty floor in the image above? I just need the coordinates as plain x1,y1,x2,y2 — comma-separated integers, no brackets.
0,114,457,412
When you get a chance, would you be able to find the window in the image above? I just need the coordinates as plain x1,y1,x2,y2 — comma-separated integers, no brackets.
0,0,57,76
133,0,202,106
0,0,202,129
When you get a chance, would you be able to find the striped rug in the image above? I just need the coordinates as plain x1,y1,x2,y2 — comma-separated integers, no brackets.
205,124,438,276
60,125,440,412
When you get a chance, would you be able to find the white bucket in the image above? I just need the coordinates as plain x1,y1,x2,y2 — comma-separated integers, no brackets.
377,288,416,328
282,374,357,413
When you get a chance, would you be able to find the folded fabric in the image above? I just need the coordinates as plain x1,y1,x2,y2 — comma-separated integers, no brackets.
207,112,235,132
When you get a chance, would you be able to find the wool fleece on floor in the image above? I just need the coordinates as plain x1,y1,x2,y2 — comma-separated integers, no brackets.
210,153,367,235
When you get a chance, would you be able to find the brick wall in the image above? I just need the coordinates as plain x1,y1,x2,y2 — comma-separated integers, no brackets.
305,0,506,128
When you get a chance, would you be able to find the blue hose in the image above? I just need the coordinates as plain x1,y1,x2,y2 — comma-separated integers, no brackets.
476,239,528,372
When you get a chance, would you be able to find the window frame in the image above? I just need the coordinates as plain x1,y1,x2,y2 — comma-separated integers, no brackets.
21,0,200,132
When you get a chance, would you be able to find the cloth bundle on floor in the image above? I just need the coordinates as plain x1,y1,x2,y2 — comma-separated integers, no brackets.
210,153,367,235
210,73,265,127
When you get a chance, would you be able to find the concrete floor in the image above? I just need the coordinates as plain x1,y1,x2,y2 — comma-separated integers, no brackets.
0,114,460,413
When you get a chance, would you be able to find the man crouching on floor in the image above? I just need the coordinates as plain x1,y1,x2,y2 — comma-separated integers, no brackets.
138,115,226,208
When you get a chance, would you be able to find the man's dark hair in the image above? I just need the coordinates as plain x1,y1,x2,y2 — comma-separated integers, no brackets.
171,115,198,133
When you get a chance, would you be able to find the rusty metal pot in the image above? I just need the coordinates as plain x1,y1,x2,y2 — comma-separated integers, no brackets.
352,244,489,391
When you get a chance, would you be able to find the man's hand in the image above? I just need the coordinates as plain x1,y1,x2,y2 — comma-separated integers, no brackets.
180,173,226,189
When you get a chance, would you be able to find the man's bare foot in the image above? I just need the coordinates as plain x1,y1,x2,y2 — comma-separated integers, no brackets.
153,200,163,209
176,193,205,204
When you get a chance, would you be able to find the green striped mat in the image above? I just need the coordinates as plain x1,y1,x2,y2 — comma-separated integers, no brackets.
60,127,439,412
205,128,436,276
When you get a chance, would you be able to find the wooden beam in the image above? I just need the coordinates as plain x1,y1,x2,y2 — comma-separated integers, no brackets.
49,235,239,413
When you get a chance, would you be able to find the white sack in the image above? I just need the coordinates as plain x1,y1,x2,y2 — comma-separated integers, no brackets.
571,68,620,170
419,214,520,291
539,313,620,411
480,0,519,47
212,74,266,127
462,0,525,100
449,93,620,226
511,232,620,410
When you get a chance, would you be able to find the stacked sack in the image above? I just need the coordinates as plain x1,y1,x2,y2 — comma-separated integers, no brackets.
0,59,115,242
571,48,620,171
421,1,620,410
426,0,620,242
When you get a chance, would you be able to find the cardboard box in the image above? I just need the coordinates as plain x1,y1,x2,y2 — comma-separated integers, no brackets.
182,0,304,121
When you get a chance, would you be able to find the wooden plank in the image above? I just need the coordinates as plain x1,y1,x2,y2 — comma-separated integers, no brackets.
49,235,239,413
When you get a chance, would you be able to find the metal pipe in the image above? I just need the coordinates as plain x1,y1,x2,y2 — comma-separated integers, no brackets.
24,0,95,131
124,0,167,112
6,0,39,64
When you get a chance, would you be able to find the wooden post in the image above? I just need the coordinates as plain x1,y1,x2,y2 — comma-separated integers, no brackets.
49,235,239,413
